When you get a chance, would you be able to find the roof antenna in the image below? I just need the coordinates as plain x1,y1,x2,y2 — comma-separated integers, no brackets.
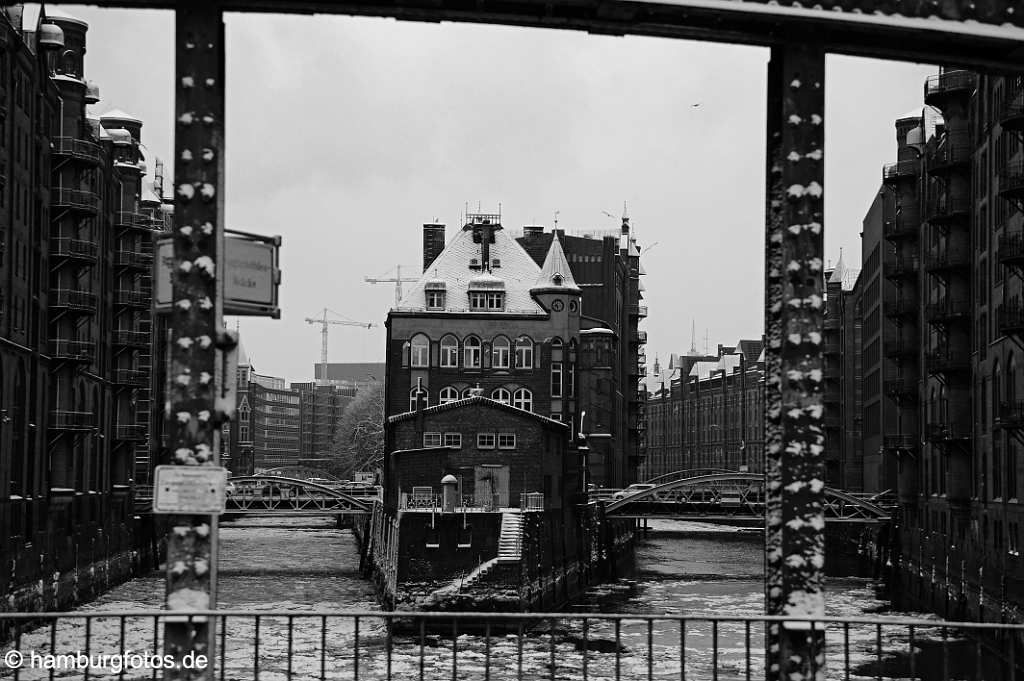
690,320,697,355
554,210,559,230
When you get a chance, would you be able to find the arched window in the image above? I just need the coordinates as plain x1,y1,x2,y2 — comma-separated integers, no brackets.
409,387,429,411
410,334,430,368
515,336,534,369
492,336,510,369
461,387,475,399
491,388,511,404
1009,353,1018,406
464,336,482,369
440,335,459,368
513,388,533,412
439,387,459,404
551,337,563,349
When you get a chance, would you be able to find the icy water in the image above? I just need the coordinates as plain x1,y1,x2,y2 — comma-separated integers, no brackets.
2,516,941,680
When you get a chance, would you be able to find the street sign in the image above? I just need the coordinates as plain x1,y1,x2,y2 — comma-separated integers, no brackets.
156,229,281,317
152,465,229,514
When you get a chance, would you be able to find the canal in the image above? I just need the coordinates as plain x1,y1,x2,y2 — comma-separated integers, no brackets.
9,516,938,679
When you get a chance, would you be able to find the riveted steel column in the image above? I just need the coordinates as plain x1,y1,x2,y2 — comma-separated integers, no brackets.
764,44,827,681
164,6,225,680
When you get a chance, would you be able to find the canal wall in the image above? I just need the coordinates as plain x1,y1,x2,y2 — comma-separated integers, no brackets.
1,496,163,619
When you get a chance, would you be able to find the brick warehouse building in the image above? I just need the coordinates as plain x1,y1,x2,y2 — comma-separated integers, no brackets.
827,70,1024,621
0,6,166,612
642,340,765,480
384,212,646,489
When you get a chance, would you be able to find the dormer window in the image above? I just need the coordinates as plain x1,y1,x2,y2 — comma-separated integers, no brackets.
470,292,504,310
425,281,446,310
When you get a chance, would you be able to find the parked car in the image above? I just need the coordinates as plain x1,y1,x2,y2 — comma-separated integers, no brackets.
612,483,656,501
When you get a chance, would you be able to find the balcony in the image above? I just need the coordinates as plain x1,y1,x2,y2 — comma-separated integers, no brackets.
884,378,918,403
114,424,147,442
50,288,97,314
998,232,1024,270
50,237,98,265
998,303,1024,337
114,211,155,233
998,162,1024,201
51,136,102,166
630,330,647,345
883,257,919,281
926,136,971,175
881,159,918,184
113,330,149,348
49,410,95,431
924,246,970,274
883,214,919,241
883,299,918,321
1000,87,1024,132
925,421,971,443
923,70,977,106
114,289,149,309
925,349,970,376
49,339,95,363
51,188,99,215
883,340,918,360
113,369,149,387
113,248,155,270
997,401,1024,430
926,196,971,224
883,434,918,452
628,304,648,318
925,298,969,325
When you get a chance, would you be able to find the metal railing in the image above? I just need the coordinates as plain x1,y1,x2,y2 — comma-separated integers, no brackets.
926,299,970,324
924,70,977,101
881,158,918,182
114,424,147,441
926,421,972,442
50,237,98,261
927,137,972,172
114,289,149,308
999,232,1024,265
112,330,149,347
51,136,102,164
999,162,1024,198
50,288,97,311
49,339,96,362
113,249,155,269
883,434,917,451
113,368,149,387
114,211,155,231
2,610,1024,681
50,188,99,213
48,410,94,430
519,492,544,510
1001,87,1024,128
925,246,971,273
927,196,971,222
883,257,919,279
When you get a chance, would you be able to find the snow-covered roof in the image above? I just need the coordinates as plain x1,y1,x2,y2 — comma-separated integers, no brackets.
532,236,580,294
396,225,546,314
101,108,142,125
840,267,861,292
388,395,569,428
43,6,88,28
689,354,742,380
828,253,847,285
141,182,161,205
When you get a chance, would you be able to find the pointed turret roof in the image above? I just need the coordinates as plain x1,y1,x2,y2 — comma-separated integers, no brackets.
532,235,580,294
828,252,846,285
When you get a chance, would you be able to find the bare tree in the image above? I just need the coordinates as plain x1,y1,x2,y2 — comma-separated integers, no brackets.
328,382,384,479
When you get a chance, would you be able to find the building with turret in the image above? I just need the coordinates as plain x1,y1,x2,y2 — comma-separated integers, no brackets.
0,5,167,613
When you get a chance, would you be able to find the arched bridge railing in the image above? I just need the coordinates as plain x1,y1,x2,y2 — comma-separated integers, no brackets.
642,468,740,486
258,466,339,482
226,475,372,515
605,473,891,521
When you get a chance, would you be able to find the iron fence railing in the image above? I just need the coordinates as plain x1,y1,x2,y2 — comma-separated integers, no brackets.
2,610,1024,681
881,158,918,182
1000,161,1024,198
50,188,99,213
51,136,102,165
924,70,978,102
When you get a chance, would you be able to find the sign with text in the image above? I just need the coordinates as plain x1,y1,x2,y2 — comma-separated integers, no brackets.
156,230,281,317
152,465,228,514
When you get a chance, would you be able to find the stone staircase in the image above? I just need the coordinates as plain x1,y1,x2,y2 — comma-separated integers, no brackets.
497,512,523,564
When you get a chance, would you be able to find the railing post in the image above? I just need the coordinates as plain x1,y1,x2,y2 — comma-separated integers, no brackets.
163,5,226,680
764,43,827,681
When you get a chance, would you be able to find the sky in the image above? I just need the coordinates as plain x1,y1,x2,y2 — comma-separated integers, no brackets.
56,4,935,382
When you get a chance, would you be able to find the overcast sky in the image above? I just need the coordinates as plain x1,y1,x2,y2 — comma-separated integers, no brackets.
58,4,934,382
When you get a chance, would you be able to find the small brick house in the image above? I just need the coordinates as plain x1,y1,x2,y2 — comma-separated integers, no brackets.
385,396,575,512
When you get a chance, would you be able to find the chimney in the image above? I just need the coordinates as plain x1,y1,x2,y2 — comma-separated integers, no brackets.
422,223,446,272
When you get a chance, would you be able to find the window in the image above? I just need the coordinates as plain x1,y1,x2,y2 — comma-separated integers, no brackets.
444,433,462,448
423,432,442,447
409,387,429,411
477,433,496,449
492,336,510,369
426,290,446,309
410,334,430,367
515,337,534,369
464,336,482,368
491,388,511,404
550,413,563,421
486,293,505,310
439,387,459,404
513,388,533,412
469,292,487,310
568,364,575,397
440,335,459,367
552,337,563,348
498,433,516,449
551,362,563,397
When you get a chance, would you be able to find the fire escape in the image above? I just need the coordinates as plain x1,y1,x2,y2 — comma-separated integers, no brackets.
922,69,976,505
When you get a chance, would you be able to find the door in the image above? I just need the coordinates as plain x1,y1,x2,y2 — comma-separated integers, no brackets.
474,465,510,508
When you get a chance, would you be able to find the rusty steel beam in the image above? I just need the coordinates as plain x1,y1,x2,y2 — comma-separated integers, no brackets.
163,6,226,680
48,0,1024,72
764,44,827,681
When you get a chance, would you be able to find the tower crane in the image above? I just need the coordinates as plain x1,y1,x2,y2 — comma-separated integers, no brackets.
304,309,375,381
365,265,418,307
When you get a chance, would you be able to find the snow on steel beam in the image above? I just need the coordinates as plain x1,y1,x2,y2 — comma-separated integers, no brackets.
764,44,827,681
163,6,226,680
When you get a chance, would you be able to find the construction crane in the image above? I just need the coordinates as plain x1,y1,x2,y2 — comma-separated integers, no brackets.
365,265,418,307
304,309,375,380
